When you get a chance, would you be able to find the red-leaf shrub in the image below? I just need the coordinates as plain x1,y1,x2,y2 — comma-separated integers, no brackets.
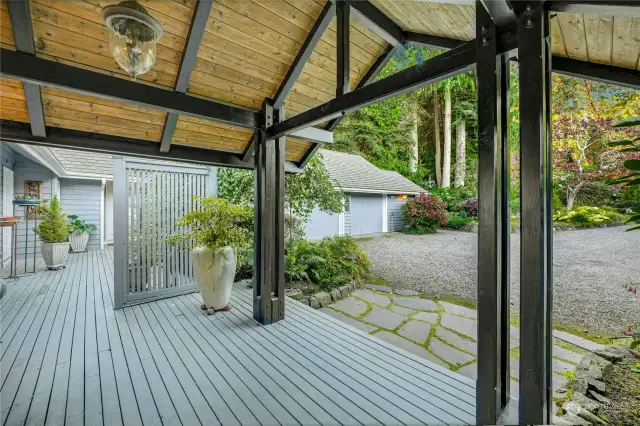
402,193,448,234
459,197,478,218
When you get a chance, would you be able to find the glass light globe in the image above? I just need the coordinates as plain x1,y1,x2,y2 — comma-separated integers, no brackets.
102,1,163,80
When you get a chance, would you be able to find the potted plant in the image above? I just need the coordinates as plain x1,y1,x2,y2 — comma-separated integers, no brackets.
13,195,41,206
36,196,70,270
68,215,97,252
169,196,252,315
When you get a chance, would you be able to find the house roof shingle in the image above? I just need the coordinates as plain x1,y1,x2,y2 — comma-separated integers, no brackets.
319,149,425,195
49,147,114,177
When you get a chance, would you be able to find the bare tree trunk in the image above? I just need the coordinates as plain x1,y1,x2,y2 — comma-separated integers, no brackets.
566,181,586,210
454,121,466,187
433,91,442,187
409,105,418,174
442,85,452,188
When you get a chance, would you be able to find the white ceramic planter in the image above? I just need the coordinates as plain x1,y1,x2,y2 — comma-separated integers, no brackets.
41,242,70,269
192,246,236,312
69,231,90,252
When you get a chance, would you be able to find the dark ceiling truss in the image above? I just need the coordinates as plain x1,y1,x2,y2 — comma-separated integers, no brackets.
160,0,214,153
0,48,261,129
6,0,46,138
0,120,303,173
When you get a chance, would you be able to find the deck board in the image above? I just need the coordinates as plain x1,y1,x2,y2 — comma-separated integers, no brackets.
1,249,476,426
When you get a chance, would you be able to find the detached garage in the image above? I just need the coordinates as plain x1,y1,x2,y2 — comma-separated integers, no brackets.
304,150,426,239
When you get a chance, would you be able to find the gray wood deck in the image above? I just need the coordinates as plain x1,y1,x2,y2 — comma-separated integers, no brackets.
0,249,476,426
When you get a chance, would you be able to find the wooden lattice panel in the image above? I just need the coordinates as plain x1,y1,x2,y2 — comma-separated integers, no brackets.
41,87,166,141
0,78,29,123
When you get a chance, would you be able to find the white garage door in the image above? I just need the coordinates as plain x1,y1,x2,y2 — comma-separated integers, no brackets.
350,194,383,236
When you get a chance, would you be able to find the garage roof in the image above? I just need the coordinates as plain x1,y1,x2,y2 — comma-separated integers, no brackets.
320,149,425,195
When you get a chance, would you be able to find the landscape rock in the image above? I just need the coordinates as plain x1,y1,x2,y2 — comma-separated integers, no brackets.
300,298,310,306
330,289,342,302
314,291,333,307
572,393,602,413
576,353,613,383
394,289,419,296
364,284,392,293
577,408,607,425
562,399,583,416
588,390,610,405
347,281,356,292
310,297,321,309
558,413,589,425
587,378,607,395
594,349,623,363
573,378,589,395
339,285,350,298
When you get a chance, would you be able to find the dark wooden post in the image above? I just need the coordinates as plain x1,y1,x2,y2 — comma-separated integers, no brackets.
514,1,554,423
475,1,511,422
253,99,286,324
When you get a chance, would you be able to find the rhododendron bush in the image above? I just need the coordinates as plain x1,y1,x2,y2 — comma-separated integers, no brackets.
402,193,448,234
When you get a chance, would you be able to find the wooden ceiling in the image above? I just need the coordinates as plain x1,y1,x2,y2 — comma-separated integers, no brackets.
371,0,640,70
1,1,638,165
0,0,386,163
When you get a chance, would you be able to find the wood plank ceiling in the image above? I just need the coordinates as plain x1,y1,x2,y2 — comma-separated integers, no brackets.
371,0,640,70
0,0,387,162
1,1,638,164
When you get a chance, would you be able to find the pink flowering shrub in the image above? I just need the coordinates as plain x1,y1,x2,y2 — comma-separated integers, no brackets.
402,193,448,234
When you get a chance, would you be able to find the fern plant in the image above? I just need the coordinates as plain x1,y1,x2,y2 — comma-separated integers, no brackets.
36,196,70,243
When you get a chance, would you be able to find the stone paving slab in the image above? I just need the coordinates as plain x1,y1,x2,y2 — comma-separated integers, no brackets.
552,330,605,352
330,297,369,317
439,301,477,319
435,326,477,354
429,338,475,367
456,362,477,380
373,331,448,367
412,311,438,324
394,289,419,296
389,305,415,316
392,297,438,311
352,289,391,307
325,291,585,393
397,320,431,344
362,307,406,330
364,284,392,293
440,313,477,340
319,308,379,333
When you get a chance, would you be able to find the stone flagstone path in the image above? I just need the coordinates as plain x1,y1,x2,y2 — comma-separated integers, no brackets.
321,286,591,396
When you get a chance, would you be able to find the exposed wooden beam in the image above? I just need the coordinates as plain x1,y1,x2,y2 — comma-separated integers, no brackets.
547,0,640,17
337,1,351,97
0,120,302,172
241,134,256,162
160,0,214,152
7,0,46,138
344,0,406,48
270,42,476,139
406,32,467,49
552,56,640,89
273,1,335,108
0,48,260,130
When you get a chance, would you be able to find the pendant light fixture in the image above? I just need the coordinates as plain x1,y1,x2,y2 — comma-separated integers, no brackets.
102,1,163,80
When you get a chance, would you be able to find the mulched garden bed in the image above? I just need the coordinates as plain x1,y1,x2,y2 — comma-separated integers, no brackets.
600,347,640,425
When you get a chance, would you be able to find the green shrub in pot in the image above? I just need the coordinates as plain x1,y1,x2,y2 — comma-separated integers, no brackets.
68,215,98,252
36,196,70,269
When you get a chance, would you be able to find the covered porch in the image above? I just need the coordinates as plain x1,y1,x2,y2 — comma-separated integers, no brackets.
0,249,475,426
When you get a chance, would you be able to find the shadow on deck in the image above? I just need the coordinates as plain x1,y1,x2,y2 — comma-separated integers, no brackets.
0,249,475,425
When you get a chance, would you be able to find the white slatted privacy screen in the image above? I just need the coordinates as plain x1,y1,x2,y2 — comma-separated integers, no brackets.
113,158,216,309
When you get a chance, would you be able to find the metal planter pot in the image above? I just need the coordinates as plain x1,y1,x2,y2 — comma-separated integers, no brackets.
69,231,90,252
192,246,236,312
41,242,70,270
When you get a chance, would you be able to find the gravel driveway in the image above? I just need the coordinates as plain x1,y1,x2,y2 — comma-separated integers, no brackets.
358,227,640,335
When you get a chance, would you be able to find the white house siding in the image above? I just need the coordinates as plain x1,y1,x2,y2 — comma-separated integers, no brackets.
349,193,384,236
12,155,56,259
1,143,17,264
60,179,102,250
304,208,341,240
388,196,410,232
